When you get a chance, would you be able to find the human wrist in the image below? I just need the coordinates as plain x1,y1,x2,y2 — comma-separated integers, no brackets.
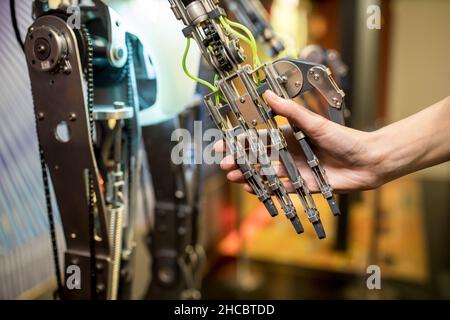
363,128,392,188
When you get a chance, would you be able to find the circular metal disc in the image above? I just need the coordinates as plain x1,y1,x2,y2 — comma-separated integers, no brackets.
272,60,303,98
25,25,67,72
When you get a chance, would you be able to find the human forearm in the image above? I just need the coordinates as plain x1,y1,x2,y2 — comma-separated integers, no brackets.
372,95,450,184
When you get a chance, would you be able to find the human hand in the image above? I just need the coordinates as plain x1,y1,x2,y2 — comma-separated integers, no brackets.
214,90,385,194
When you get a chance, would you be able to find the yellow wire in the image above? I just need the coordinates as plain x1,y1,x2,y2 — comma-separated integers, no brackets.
219,16,261,68
182,37,217,92
223,17,261,67
225,17,258,49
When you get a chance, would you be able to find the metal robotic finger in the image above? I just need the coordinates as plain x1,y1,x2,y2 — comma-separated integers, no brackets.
167,0,347,237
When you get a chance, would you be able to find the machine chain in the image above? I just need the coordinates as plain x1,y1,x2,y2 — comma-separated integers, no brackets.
38,148,64,298
80,25,98,299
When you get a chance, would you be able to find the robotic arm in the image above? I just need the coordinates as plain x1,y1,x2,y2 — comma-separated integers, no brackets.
221,0,285,57
168,0,347,239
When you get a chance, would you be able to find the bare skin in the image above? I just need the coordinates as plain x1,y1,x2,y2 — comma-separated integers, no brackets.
214,91,450,194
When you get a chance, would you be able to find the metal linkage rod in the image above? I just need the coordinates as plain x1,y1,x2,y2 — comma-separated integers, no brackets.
168,0,347,237
204,94,279,218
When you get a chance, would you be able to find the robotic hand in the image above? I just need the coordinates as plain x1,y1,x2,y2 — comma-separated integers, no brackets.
24,0,155,299
168,0,347,239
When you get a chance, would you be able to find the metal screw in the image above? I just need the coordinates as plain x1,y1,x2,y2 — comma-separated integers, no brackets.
55,165,59,170
71,258,79,265
69,113,77,121
239,97,246,103
37,112,44,120
308,70,314,75
281,76,288,83
70,233,77,239
332,98,341,107
314,74,320,81
252,119,258,126
37,44,46,53
295,81,301,87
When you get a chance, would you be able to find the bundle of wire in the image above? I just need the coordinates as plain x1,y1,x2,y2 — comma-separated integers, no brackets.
181,16,262,101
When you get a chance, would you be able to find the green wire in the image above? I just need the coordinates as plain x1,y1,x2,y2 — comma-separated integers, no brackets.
182,37,217,92
214,74,220,105
222,17,261,67
219,16,252,46
224,17,258,51
227,18,263,82
229,19,262,67
219,16,261,68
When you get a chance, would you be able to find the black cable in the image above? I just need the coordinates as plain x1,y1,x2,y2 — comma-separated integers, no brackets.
10,0,25,52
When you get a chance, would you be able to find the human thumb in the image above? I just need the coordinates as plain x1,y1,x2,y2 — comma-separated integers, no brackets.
263,90,330,137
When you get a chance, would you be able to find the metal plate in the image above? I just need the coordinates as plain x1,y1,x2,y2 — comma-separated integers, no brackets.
25,15,112,298
93,105,134,120
272,60,303,98
235,93,264,128
307,66,344,109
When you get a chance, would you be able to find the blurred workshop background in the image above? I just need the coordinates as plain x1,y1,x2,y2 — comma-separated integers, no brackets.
1,0,449,299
